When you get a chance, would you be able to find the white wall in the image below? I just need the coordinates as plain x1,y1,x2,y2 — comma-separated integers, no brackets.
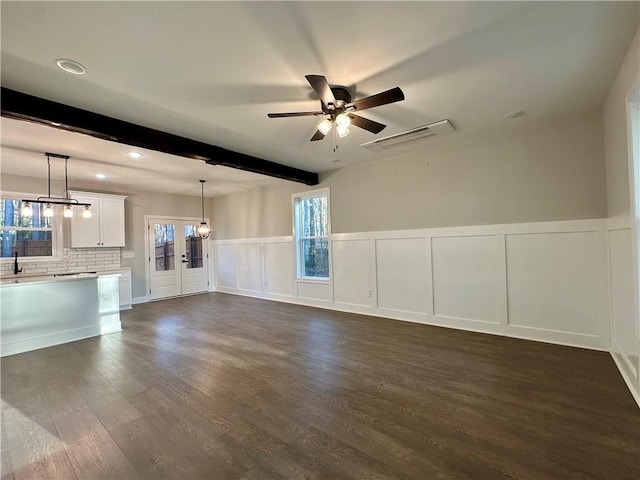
212,219,611,352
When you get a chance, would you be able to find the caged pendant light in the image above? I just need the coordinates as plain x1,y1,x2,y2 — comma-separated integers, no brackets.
196,180,211,239
21,152,92,219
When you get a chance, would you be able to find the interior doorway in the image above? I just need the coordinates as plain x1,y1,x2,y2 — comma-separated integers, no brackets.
147,216,210,300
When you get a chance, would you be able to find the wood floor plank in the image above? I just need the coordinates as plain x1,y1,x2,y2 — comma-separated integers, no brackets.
63,431,139,480
1,292,639,479
108,416,212,479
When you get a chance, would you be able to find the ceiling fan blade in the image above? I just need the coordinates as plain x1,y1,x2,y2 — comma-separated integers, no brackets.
268,111,324,118
349,114,386,134
310,130,325,141
347,87,405,111
305,75,337,109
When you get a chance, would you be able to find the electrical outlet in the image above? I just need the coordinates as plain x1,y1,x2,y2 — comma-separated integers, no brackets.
368,290,373,298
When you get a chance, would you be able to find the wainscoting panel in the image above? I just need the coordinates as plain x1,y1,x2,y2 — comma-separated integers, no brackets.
212,219,612,354
608,228,639,384
505,232,604,346
237,243,263,294
263,242,295,298
213,244,237,289
432,235,503,324
297,281,333,303
375,238,429,315
332,239,376,308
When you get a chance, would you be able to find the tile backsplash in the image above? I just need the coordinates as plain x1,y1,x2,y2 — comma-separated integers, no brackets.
1,248,121,276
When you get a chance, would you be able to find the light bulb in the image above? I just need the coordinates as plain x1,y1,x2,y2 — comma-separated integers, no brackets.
317,119,332,135
335,113,351,128
64,205,73,218
197,222,211,239
21,202,33,217
337,124,350,137
83,206,92,218
43,204,54,217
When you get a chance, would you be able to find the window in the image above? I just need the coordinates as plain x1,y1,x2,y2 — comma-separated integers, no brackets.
0,196,58,259
293,189,330,279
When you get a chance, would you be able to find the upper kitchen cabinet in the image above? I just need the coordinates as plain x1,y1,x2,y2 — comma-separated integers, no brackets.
69,192,127,248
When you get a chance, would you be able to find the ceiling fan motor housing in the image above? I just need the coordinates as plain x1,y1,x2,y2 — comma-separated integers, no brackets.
325,86,352,112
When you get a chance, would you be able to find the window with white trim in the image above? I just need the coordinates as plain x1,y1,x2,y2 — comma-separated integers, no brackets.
293,189,330,279
0,196,57,259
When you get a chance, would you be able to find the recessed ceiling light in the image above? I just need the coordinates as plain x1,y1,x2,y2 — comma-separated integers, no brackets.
56,58,87,75
127,151,143,159
505,110,525,119
95,173,107,180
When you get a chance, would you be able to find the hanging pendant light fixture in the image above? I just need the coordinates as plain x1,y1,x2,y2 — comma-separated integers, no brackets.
196,179,211,239
21,152,92,219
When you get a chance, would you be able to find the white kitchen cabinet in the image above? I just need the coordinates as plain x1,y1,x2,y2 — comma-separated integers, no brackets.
69,192,127,248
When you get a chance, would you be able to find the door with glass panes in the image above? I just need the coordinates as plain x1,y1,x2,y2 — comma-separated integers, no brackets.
148,218,209,300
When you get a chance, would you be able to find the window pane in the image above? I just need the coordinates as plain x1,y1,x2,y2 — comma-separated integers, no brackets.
184,225,203,269
0,200,53,229
0,229,53,257
301,196,327,237
154,224,175,271
302,238,329,278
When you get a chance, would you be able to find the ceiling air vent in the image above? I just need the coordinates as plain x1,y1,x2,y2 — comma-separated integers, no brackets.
361,119,456,151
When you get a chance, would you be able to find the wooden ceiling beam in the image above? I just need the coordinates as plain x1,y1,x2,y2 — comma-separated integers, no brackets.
0,87,319,186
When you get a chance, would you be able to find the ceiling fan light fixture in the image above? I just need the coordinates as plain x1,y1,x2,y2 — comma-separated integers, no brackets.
335,113,351,128
337,125,350,138
318,119,332,135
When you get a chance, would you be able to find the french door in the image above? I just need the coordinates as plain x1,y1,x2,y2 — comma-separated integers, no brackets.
148,217,209,300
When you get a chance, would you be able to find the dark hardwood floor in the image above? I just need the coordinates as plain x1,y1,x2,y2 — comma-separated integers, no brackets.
1,292,639,479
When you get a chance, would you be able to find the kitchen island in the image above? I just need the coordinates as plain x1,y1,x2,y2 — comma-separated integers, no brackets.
0,273,121,357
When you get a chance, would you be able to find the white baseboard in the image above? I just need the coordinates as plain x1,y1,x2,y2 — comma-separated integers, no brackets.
611,351,640,408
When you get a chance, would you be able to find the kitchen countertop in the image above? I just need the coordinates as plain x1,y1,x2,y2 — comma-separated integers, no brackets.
0,272,119,286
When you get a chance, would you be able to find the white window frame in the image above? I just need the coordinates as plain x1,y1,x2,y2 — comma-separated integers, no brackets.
0,191,64,263
292,188,331,281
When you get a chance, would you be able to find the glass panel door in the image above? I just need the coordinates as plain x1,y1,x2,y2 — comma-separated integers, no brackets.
149,220,181,299
181,223,208,295
148,219,209,300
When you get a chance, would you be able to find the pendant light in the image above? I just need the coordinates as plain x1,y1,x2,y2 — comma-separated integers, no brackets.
21,152,92,219
196,180,211,239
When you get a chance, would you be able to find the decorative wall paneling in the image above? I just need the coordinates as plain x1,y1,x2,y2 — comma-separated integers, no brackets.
212,219,614,351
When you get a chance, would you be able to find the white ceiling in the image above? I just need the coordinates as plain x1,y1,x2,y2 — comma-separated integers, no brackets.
1,1,639,195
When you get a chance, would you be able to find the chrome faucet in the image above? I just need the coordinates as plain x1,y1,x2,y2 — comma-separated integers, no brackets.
14,252,22,275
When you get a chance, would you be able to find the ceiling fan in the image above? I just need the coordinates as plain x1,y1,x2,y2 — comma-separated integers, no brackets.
267,75,405,141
